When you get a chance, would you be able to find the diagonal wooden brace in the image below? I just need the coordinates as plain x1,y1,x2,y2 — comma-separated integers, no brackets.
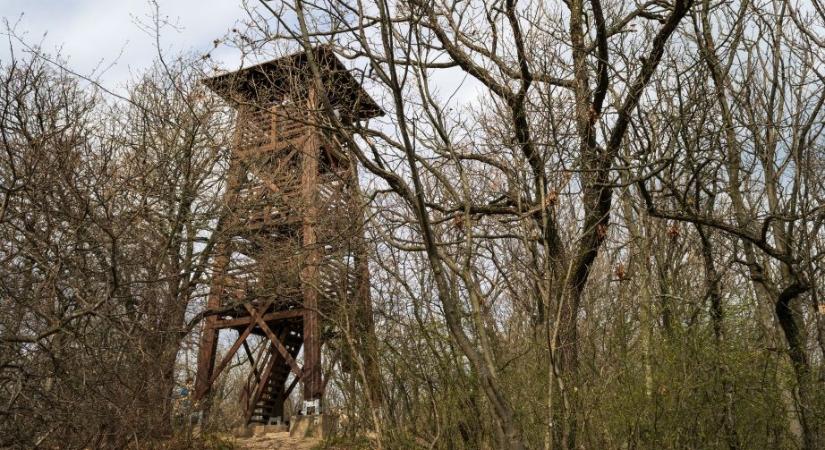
284,374,301,398
243,304,303,378
241,340,262,385
196,302,272,402
205,314,258,388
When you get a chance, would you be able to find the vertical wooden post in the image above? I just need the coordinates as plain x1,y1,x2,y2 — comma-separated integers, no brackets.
300,88,323,412
194,110,246,405
194,248,227,405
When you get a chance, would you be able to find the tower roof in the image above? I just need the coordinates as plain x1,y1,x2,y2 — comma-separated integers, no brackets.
202,46,383,120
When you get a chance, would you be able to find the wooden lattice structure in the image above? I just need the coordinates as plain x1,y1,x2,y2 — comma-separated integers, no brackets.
193,47,381,425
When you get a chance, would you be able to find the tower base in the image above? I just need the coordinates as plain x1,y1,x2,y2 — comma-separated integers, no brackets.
289,414,338,439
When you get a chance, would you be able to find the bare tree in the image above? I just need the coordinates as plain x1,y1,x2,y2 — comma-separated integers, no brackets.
634,1,825,447
0,45,231,447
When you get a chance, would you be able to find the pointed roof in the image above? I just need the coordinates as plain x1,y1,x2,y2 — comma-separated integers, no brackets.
202,46,383,120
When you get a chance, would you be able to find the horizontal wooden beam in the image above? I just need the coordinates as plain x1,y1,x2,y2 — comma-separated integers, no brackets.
214,308,304,329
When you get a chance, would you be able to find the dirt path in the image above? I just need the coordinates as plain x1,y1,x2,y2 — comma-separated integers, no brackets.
231,431,321,449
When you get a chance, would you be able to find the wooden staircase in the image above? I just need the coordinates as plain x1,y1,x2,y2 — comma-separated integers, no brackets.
241,320,304,425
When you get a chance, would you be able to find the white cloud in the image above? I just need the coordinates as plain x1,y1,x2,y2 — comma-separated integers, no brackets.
0,0,247,89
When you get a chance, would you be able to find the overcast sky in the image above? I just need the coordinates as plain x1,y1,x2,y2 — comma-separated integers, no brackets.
0,0,478,114
0,0,250,89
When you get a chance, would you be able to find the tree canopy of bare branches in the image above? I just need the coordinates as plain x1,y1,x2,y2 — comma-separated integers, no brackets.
2,0,825,449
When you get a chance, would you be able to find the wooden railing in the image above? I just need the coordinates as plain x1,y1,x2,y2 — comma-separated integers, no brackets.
235,102,311,157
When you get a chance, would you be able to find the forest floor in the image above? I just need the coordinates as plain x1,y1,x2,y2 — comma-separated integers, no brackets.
230,430,321,449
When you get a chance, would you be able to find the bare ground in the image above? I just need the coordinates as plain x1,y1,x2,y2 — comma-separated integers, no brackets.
230,431,321,450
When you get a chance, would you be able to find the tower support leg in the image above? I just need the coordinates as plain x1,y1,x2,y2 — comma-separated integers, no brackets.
300,93,323,413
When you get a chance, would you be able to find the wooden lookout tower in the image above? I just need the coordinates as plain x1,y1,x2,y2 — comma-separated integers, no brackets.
193,47,382,426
